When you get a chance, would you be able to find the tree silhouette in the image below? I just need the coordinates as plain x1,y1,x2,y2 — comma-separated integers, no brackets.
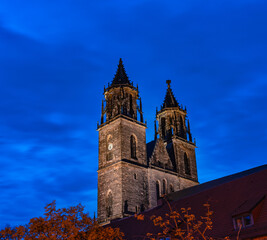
135,200,214,240
0,201,124,240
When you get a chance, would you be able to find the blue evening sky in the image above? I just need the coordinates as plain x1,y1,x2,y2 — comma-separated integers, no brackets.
0,0,266,227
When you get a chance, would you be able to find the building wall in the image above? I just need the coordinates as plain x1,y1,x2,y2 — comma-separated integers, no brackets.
98,119,122,169
119,118,147,165
173,138,198,182
98,117,147,223
97,162,123,223
147,168,180,208
121,162,149,214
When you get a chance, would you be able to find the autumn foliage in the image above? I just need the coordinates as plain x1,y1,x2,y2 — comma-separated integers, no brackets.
0,201,124,240
135,200,214,240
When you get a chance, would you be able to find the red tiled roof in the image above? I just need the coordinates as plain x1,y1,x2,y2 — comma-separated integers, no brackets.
110,165,267,239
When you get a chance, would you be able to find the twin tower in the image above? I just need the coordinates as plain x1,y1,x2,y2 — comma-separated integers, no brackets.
97,59,198,224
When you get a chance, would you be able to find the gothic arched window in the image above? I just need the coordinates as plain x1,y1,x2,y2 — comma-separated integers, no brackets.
129,94,134,117
124,200,128,213
161,118,166,138
162,179,167,195
156,181,160,200
184,153,191,175
140,204,145,212
170,184,174,193
130,135,137,159
180,116,185,139
106,192,113,217
123,104,127,114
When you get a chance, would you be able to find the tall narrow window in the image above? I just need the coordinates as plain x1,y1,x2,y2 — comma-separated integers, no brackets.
180,116,186,139
161,118,166,138
162,179,167,195
130,135,137,159
156,181,160,200
140,204,145,212
170,184,174,193
129,94,134,116
106,192,113,217
184,153,191,175
124,200,128,213
123,104,127,114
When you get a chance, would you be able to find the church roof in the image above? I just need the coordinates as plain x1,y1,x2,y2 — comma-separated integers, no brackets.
109,164,267,240
146,140,156,160
162,80,179,108
111,58,132,86
147,139,177,171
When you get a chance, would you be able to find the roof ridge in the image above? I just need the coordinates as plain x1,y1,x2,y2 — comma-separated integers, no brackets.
167,164,267,202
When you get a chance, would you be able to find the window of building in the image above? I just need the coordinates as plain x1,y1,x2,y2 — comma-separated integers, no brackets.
124,200,128,213
130,135,137,159
134,173,137,179
161,118,166,138
170,184,174,193
162,179,167,195
106,153,113,161
129,94,134,116
143,182,146,190
106,192,113,218
244,214,252,226
156,181,160,200
180,116,185,138
140,204,145,212
184,153,191,175
233,214,253,230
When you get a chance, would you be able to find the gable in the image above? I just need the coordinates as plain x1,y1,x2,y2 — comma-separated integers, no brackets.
148,138,174,170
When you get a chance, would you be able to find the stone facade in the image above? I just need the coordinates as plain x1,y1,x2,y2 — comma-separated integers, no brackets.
97,59,199,224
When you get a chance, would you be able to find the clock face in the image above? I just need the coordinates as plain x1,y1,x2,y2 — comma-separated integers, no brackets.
108,143,113,150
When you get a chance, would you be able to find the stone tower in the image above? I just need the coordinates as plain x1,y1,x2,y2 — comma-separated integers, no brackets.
156,80,197,181
97,59,198,224
97,59,148,224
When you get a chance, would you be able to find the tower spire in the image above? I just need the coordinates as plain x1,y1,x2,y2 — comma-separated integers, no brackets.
111,58,131,86
162,80,179,109
99,58,144,126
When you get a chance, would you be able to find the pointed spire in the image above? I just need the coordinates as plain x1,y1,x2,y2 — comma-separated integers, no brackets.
162,80,179,109
111,58,131,86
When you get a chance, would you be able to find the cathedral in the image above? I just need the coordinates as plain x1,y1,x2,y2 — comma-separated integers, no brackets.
97,59,198,224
